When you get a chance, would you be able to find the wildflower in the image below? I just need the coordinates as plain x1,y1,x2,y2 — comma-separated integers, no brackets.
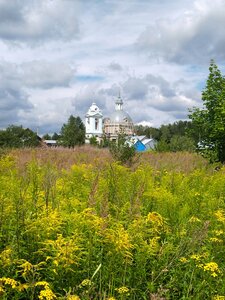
67,296,80,300
0,277,17,289
188,216,201,223
147,212,164,227
179,257,188,263
80,279,92,287
214,210,225,223
213,229,224,236
190,254,201,261
203,262,221,277
209,237,223,243
38,288,56,300
213,296,225,300
116,286,129,294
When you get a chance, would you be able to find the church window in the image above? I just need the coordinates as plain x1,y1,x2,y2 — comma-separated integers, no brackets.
95,118,98,130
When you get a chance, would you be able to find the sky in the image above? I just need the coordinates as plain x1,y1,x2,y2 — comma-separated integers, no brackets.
0,0,225,135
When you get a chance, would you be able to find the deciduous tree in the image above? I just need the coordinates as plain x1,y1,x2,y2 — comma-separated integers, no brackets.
189,60,225,162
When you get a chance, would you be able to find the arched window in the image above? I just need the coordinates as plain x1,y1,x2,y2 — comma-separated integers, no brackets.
95,118,98,130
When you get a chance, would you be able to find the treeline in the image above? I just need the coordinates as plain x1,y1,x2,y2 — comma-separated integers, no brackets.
135,120,197,152
0,119,199,152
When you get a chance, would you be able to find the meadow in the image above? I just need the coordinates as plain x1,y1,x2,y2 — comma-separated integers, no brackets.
0,147,225,299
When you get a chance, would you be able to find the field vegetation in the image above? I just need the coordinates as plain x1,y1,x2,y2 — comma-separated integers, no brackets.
0,147,225,299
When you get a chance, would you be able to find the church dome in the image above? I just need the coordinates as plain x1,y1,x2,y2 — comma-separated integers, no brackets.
110,110,133,123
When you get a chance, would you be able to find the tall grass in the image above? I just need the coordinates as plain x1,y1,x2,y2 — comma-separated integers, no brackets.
0,148,223,299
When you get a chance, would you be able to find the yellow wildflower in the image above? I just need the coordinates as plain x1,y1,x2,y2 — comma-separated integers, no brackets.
203,262,221,277
209,237,223,243
214,230,224,236
213,296,225,300
116,286,129,294
190,254,201,261
188,216,201,223
80,279,92,287
0,277,17,289
67,296,80,300
179,257,188,263
214,210,225,223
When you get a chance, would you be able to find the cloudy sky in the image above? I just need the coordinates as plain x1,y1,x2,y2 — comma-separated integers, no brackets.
0,0,225,135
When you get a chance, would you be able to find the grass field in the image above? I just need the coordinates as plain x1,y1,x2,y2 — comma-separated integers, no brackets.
0,147,224,299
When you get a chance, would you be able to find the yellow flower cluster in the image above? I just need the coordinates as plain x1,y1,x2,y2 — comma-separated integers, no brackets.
179,257,188,263
188,216,201,223
0,277,18,289
67,296,80,300
203,262,221,277
214,210,225,223
116,286,129,294
38,288,56,300
213,296,225,300
80,279,92,287
214,229,224,236
209,237,223,243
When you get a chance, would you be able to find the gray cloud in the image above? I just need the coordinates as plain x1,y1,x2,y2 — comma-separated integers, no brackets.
0,0,80,44
21,61,75,89
136,0,225,64
0,88,33,127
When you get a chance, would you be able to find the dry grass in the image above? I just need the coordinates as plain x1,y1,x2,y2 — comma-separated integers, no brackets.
8,146,210,174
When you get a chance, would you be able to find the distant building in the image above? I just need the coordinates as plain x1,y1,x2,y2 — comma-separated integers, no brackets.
43,139,57,147
103,95,134,141
128,135,156,152
85,102,103,143
84,96,156,151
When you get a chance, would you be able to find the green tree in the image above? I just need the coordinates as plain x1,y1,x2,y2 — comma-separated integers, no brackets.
52,132,60,140
59,115,85,148
42,133,51,140
0,125,40,148
189,60,225,162
89,136,98,146
109,134,136,166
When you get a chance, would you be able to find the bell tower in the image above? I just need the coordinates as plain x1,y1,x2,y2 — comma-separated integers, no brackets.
85,102,103,143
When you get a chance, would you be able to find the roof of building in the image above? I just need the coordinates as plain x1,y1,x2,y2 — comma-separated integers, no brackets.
142,138,154,145
86,102,102,117
109,110,133,123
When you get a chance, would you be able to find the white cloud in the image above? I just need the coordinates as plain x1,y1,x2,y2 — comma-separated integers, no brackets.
136,0,225,64
0,0,80,43
0,0,220,133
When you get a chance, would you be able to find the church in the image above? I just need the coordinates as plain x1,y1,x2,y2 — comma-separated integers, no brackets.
85,95,134,143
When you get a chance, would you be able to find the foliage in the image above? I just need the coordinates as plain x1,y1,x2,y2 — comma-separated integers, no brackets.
109,134,136,165
51,132,60,140
189,60,225,162
156,135,195,152
89,136,98,146
0,125,40,148
42,133,51,140
59,115,85,148
0,151,225,299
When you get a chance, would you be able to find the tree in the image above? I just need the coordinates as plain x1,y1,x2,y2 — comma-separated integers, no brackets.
59,115,85,148
189,60,225,162
52,132,60,140
42,133,51,140
0,125,40,148
109,133,136,166
89,136,98,146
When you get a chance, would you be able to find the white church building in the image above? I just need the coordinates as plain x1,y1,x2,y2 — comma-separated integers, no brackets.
85,96,134,143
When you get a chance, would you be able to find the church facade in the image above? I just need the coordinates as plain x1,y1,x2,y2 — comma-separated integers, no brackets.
85,96,134,143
